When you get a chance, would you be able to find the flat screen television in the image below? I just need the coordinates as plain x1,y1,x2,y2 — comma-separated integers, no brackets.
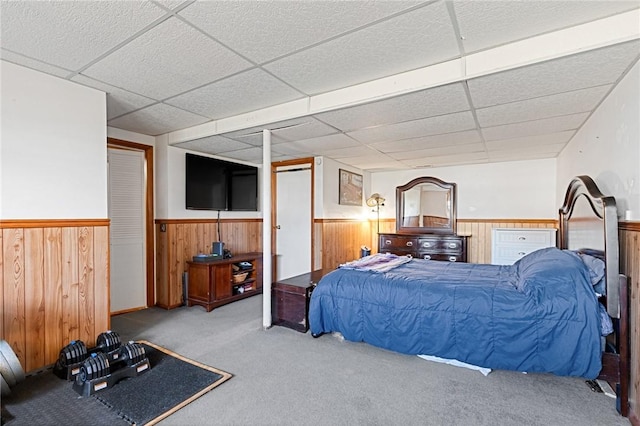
185,153,258,211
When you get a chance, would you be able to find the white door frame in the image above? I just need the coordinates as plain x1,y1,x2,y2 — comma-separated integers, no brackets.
107,138,155,309
271,157,315,279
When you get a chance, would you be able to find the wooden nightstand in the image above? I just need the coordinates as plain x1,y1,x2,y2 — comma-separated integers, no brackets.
272,269,325,333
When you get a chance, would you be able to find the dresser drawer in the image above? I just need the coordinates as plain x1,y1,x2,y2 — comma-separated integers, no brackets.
379,233,467,262
491,228,557,265
418,237,463,254
419,253,463,262
379,235,419,251
493,229,555,246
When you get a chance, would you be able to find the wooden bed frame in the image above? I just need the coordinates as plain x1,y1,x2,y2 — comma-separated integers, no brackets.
558,175,630,417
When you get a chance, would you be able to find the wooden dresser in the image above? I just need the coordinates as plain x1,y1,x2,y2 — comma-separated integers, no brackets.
378,233,468,262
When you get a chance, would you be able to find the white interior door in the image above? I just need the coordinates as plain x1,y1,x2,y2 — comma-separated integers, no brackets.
108,148,146,313
276,167,311,280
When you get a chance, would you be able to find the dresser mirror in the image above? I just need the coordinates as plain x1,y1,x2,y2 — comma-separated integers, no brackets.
396,176,457,235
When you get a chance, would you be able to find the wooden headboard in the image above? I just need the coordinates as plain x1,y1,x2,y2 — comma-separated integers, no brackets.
558,175,620,318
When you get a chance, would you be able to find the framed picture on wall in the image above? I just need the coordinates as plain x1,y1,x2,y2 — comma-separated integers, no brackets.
339,169,363,206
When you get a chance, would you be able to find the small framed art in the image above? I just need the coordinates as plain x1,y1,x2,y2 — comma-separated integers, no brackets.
339,169,363,206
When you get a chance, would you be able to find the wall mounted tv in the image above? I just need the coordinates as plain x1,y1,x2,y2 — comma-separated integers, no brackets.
185,153,258,211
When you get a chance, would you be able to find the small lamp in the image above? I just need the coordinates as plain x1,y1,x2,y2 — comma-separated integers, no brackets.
366,193,385,234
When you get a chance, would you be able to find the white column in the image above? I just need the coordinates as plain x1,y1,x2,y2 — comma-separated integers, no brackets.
262,129,272,329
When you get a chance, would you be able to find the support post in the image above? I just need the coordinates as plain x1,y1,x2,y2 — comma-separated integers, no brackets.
262,129,272,329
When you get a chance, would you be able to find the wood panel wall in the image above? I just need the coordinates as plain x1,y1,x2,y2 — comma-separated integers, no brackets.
0,220,109,373
620,223,639,422
155,219,263,309
315,218,557,269
457,219,558,264
314,219,373,271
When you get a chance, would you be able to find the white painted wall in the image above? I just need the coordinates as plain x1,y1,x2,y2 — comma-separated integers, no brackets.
372,159,557,220
557,61,640,220
317,156,371,219
154,136,262,219
1,62,107,219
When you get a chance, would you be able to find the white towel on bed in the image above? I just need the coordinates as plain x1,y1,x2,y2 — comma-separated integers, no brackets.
339,253,412,273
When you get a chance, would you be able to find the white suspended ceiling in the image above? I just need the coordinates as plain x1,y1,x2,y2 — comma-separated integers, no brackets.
1,0,639,171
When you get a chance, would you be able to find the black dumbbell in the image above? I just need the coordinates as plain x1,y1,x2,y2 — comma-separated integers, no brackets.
79,352,110,382
119,342,146,366
95,331,121,353
58,340,88,368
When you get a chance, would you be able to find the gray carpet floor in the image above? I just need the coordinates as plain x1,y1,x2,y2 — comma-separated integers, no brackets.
109,295,629,426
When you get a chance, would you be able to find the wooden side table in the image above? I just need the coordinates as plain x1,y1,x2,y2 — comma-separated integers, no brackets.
272,269,325,333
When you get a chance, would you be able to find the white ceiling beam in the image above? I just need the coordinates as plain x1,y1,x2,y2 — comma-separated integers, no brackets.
166,9,640,145
465,8,640,78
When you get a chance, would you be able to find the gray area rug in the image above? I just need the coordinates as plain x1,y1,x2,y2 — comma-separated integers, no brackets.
1,341,232,426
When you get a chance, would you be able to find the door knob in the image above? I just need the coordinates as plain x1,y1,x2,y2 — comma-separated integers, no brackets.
275,225,281,229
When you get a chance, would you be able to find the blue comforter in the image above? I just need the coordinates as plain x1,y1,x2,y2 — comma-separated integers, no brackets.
309,248,603,378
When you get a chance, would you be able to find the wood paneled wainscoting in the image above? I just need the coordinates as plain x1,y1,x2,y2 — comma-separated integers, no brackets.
620,222,640,424
314,219,374,271
457,219,558,264
0,220,110,373
314,218,558,270
155,219,263,309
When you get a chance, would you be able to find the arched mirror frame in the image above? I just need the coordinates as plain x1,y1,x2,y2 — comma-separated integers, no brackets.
396,176,457,235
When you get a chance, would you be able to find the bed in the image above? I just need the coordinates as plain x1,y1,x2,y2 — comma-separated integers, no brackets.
309,175,630,416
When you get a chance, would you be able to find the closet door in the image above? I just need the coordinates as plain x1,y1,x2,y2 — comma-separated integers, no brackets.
108,148,146,313
275,165,312,280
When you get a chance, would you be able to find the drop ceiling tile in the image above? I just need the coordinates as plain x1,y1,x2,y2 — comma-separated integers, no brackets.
469,41,640,108
315,83,470,131
0,1,166,70
488,143,565,158
179,1,423,63
223,117,338,144
476,85,611,128
348,111,476,144
322,146,380,159
271,153,299,163
221,147,265,163
453,1,640,53
388,142,486,161
223,130,287,146
221,131,289,147
339,152,404,170
107,103,210,136
485,131,574,151
152,1,188,11
0,51,72,78
83,17,253,100
285,134,362,153
272,143,309,156
488,152,559,163
166,68,305,119
348,159,407,171
402,151,489,167
173,135,253,154
369,130,482,153
270,119,340,142
264,2,460,94
72,75,156,120
482,113,588,142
